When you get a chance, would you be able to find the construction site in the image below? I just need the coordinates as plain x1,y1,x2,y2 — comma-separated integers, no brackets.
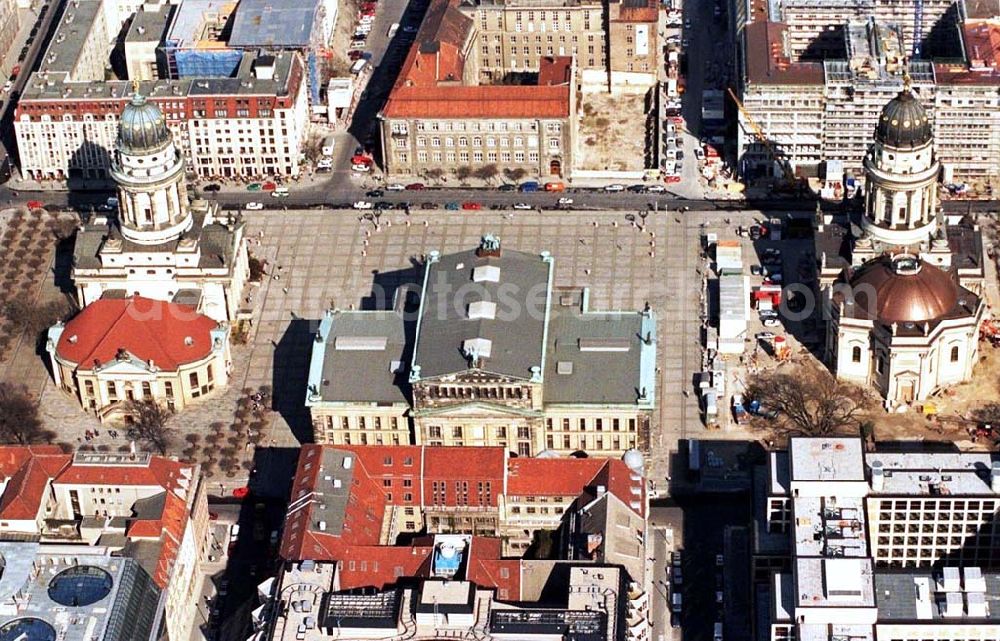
735,0,1000,193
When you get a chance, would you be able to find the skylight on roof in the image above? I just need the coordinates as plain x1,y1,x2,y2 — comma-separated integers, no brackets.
467,300,497,320
334,336,387,351
579,337,631,352
472,265,500,282
462,337,493,359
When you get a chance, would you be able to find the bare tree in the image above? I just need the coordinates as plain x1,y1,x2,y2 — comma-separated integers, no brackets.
424,168,445,184
125,400,174,454
454,166,473,183
508,167,528,183
4,296,72,337
972,403,1000,426
473,164,500,184
746,365,871,437
0,383,53,444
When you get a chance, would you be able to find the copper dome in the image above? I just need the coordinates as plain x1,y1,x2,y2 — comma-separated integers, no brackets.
875,88,933,149
848,256,958,324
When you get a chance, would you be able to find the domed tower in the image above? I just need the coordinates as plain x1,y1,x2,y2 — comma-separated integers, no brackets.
109,86,192,245
861,76,939,247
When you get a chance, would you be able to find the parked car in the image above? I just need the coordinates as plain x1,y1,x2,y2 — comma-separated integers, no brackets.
244,202,264,210
420,202,437,210
386,183,405,191
271,187,289,198
203,183,221,192
462,201,482,210
445,202,460,210
366,189,384,197
405,182,426,190
498,184,517,192
557,197,573,205
627,184,646,193
26,200,44,209
544,181,565,192
519,181,540,192
353,201,374,210
646,184,666,193
513,202,533,210
604,184,625,192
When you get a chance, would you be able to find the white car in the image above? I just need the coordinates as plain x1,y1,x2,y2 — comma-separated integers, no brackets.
513,202,533,210
2,80,12,93
386,183,406,191
646,184,666,193
557,197,573,205
245,202,264,210
351,163,371,172
762,318,781,328
271,187,289,198
353,200,374,210
604,184,625,192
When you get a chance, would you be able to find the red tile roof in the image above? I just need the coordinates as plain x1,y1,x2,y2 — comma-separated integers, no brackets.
744,21,823,86
0,447,70,521
538,56,574,86
281,445,646,591
383,85,571,119
964,21,1000,70
56,456,191,493
56,296,220,371
507,458,645,517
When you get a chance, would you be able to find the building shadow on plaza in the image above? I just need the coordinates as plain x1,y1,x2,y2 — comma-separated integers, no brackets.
272,262,424,442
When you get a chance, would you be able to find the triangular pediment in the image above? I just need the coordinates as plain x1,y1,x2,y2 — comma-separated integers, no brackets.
413,401,541,418
89,356,154,376
420,369,531,385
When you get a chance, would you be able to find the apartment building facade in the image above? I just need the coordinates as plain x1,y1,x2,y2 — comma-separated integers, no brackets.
754,437,1000,641
306,237,657,458
0,447,211,641
14,0,309,182
0,0,17,75
737,6,1000,184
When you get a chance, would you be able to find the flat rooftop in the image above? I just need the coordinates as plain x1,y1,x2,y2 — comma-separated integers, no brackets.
866,451,1000,496
792,495,867,558
795,557,876,609
543,288,656,407
875,569,1000,622
229,0,321,48
20,50,299,103
166,0,238,47
789,438,866,482
308,310,410,406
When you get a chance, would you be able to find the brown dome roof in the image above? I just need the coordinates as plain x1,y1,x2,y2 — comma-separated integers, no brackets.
875,88,933,149
848,256,958,323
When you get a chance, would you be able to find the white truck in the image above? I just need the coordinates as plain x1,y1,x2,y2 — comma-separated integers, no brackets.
321,135,335,157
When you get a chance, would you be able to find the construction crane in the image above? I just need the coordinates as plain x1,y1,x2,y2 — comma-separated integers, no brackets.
726,87,794,185
912,0,924,57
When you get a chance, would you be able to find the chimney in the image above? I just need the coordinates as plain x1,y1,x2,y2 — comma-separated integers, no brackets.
870,459,885,491
596,485,606,498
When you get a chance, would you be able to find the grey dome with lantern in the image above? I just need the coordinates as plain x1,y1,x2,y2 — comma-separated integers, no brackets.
117,90,171,154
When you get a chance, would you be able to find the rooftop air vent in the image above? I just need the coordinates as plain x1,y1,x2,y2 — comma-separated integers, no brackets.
472,265,500,282
467,301,497,320
557,361,573,375
334,336,387,351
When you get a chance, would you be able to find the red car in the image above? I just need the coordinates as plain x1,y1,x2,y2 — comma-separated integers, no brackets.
361,2,377,9
665,175,682,184
26,200,44,209
406,182,425,190
462,202,482,210
348,50,364,60
262,181,277,191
